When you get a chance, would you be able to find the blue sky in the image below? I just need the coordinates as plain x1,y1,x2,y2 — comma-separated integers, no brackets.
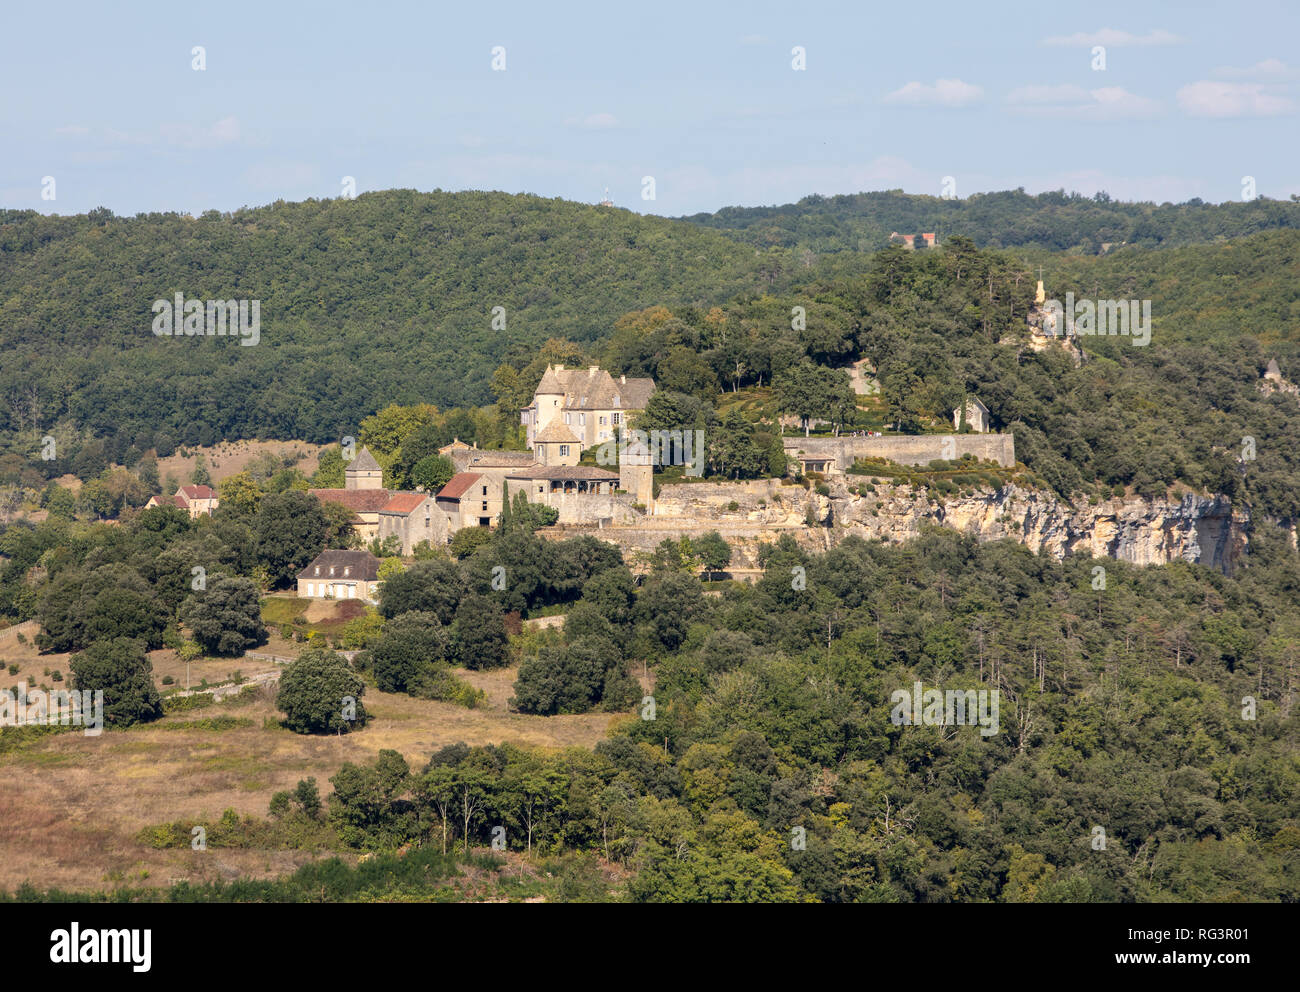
4,0,1299,217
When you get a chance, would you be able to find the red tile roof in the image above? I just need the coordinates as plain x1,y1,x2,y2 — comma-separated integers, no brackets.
435,473,483,501
309,489,393,512
179,485,217,500
381,492,430,514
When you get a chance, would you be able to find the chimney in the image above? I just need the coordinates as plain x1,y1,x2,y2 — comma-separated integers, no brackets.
620,374,626,384
589,366,598,375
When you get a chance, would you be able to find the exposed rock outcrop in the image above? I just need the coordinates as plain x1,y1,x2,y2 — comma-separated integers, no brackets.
554,479,1251,576
832,483,1248,575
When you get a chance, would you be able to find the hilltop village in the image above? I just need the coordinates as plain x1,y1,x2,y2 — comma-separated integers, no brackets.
265,355,1024,599
94,272,1290,594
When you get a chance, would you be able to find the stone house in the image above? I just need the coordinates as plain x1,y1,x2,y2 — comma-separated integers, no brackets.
307,488,390,543
146,484,219,519
377,492,448,555
436,472,502,530
297,550,381,601
521,364,654,457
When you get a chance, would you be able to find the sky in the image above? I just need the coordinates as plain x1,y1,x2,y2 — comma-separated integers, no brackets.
4,0,1299,218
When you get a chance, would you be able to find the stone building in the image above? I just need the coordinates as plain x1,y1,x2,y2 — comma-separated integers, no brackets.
310,445,390,541
436,472,502,530
145,484,219,519
521,364,654,457
297,550,381,601
619,436,655,507
377,492,448,555
503,465,626,523
532,419,583,466
953,396,991,433
345,447,384,489
307,488,390,543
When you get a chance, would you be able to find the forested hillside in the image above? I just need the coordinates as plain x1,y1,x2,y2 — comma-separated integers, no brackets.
681,188,1300,254
4,194,1300,518
0,191,794,445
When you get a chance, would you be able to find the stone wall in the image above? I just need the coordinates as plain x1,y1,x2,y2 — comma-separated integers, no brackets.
784,433,1015,470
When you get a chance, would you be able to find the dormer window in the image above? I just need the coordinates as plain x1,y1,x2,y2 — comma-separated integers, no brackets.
344,567,350,577
329,567,335,576
613,396,620,408
314,566,320,576
581,397,586,407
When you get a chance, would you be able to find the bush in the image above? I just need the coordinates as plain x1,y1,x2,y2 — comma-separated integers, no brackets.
161,675,175,685
275,646,367,735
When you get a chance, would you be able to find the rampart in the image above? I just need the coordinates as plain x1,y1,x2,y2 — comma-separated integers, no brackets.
784,433,1015,472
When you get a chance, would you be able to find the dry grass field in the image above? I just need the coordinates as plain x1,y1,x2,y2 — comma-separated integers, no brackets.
0,614,619,895
154,438,326,487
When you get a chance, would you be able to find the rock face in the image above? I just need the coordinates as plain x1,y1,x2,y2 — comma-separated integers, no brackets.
831,483,1249,575
602,479,1252,575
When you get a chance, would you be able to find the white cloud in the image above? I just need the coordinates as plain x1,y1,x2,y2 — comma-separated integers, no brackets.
1007,85,1160,120
564,112,619,129
884,78,983,108
1042,28,1183,47
1212,59,1299,81
1176,81,1296,117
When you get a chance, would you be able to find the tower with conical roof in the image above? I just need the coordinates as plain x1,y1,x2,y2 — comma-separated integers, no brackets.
345,446,384,490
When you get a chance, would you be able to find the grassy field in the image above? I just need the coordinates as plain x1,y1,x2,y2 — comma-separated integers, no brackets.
0,608,616,896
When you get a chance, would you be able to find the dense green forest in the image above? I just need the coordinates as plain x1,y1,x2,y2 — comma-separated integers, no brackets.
3,189,1299,459
681,188,1300,254
0,190,801,445
3,189,1300,903
5,500,1296,901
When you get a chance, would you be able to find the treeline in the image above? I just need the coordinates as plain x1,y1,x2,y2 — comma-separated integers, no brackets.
681,187,1300,254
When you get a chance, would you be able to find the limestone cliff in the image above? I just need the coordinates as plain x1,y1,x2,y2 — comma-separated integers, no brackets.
830,483,1248,575
598,479,1252,575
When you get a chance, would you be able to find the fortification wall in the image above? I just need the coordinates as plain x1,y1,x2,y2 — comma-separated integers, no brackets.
784,433,1015,470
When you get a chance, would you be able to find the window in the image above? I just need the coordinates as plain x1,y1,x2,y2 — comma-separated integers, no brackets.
564,413,571,424
481,486,487,496
482,501,488,511
599,416,606,425
329,566,335,576
537,485,544,493
314,566,320,576
306,583,314,597
579,413,586,426
612,413,620,425
559,445,569,456
613,396,620,408
344,567,350,577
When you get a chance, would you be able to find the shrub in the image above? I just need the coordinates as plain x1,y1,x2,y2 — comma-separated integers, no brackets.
275,646,367,735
